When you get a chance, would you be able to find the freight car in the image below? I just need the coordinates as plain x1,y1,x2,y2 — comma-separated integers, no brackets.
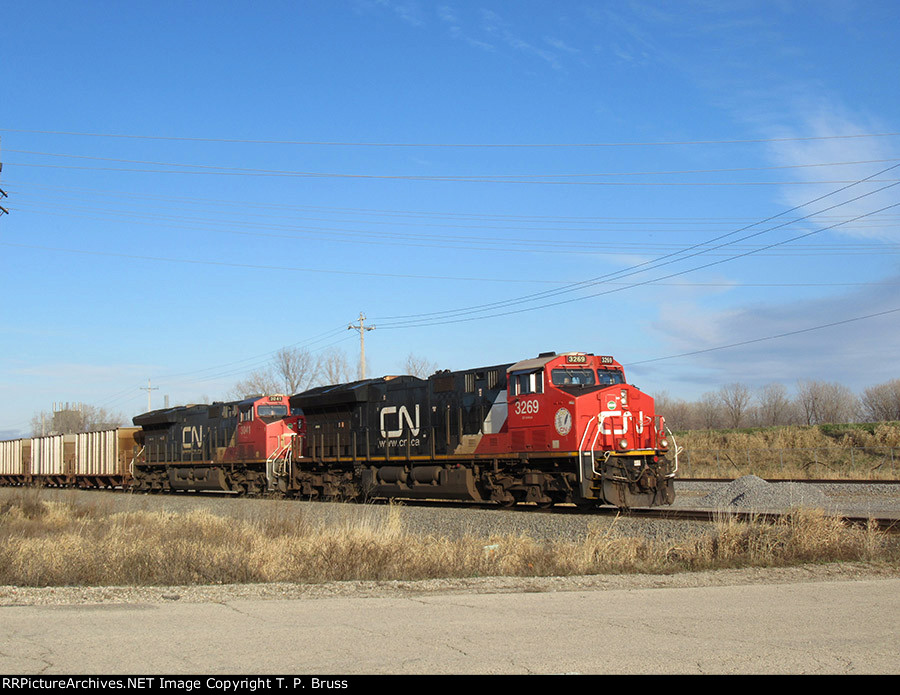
0,428,140,488
285,351,675,508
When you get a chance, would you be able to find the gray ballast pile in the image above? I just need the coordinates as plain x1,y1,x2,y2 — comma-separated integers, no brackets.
697,475,827,511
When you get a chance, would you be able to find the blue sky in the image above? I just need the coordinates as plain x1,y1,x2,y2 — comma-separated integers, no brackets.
1,1,899,436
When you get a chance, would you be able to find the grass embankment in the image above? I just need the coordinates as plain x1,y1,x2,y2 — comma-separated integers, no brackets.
1,488,897,587
674,422,900,479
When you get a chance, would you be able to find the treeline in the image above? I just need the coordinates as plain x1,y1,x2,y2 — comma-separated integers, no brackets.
654,378,900,431
29,404,124,437
229,348,439,399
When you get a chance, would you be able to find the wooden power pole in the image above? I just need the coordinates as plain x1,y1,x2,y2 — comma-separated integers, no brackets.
348,312,375,380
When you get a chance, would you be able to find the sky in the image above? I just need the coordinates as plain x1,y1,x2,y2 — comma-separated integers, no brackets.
1,0,899,437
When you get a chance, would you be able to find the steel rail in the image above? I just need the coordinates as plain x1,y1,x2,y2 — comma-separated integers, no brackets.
597,506,900,533
678,477,900,485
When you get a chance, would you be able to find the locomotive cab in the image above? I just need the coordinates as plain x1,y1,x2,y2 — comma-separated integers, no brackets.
226,395,298,462
506,352,674,507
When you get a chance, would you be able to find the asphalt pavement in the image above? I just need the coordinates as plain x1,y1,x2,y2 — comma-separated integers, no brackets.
1,576,897,675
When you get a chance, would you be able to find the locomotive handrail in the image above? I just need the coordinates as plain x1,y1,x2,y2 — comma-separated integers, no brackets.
589,420,603,476
665,427,680,478
576,414,598,486
129,446,144,480
265,434,296,490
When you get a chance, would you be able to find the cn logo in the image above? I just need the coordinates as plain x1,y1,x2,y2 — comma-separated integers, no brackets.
380,405,420,438
181,425,203,450
598,411,632,436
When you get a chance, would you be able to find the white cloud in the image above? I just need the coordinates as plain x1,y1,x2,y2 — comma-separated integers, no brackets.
648,271,900,389
764,113,900,243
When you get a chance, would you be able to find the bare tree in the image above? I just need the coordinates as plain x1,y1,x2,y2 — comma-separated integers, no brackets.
403,353,440,379
231,369,281,399
319,348,354,385
696,391,724,430
718,382,752,429
860,379,900,421
272,347,321,392
795,380,858,425
652,391,695,430
232,347,324,398
754,383,797,426
30,405,124,436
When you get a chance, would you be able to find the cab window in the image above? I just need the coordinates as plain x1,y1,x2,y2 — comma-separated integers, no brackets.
551,368,595,387
597,368,625,385
257,405,288,418
512,370,543,395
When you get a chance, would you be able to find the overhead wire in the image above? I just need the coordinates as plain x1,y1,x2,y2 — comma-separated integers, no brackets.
10,159,900,185
2,127,899,147
6,147,900,180
376,196,900,329
6,178,900,229
8,200,899,260
4,129,900,413
625,306,900,367
371,162,900,324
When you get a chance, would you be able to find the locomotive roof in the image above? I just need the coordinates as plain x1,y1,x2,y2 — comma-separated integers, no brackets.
507,352,604,373
133,395,280,426
290,375,426,408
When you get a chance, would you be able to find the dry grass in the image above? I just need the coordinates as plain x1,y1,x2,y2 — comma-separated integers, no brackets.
676,423,900,479
1,489,898,587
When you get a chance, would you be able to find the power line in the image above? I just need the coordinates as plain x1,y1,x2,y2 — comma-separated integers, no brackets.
376,197,900,329
372,162,900,324
626,307,900,366
10,201,898,259
0,240,598,284
2,127,899,147
10,160,899,186
7,178,900,226
8,147,899,178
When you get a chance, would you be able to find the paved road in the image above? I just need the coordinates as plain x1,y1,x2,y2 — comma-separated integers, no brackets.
1,577,898,675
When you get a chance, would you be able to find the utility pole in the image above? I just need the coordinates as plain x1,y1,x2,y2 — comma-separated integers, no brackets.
141,379,159,411
348,312,375,380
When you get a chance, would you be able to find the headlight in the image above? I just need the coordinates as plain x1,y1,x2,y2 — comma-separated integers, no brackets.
618,438,629,450
659,437,669,449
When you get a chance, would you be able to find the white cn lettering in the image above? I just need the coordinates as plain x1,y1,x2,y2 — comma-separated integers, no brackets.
182,425,203,449
380,405,420,438
598,411,631,436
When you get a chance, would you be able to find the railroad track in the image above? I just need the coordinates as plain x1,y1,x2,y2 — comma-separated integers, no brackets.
601,505,900,533
383,493,900,533
679,477,900,485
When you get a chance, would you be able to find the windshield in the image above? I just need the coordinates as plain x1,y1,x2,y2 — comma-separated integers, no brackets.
597,368,625,385
551,368,595,387
257,405,288,418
